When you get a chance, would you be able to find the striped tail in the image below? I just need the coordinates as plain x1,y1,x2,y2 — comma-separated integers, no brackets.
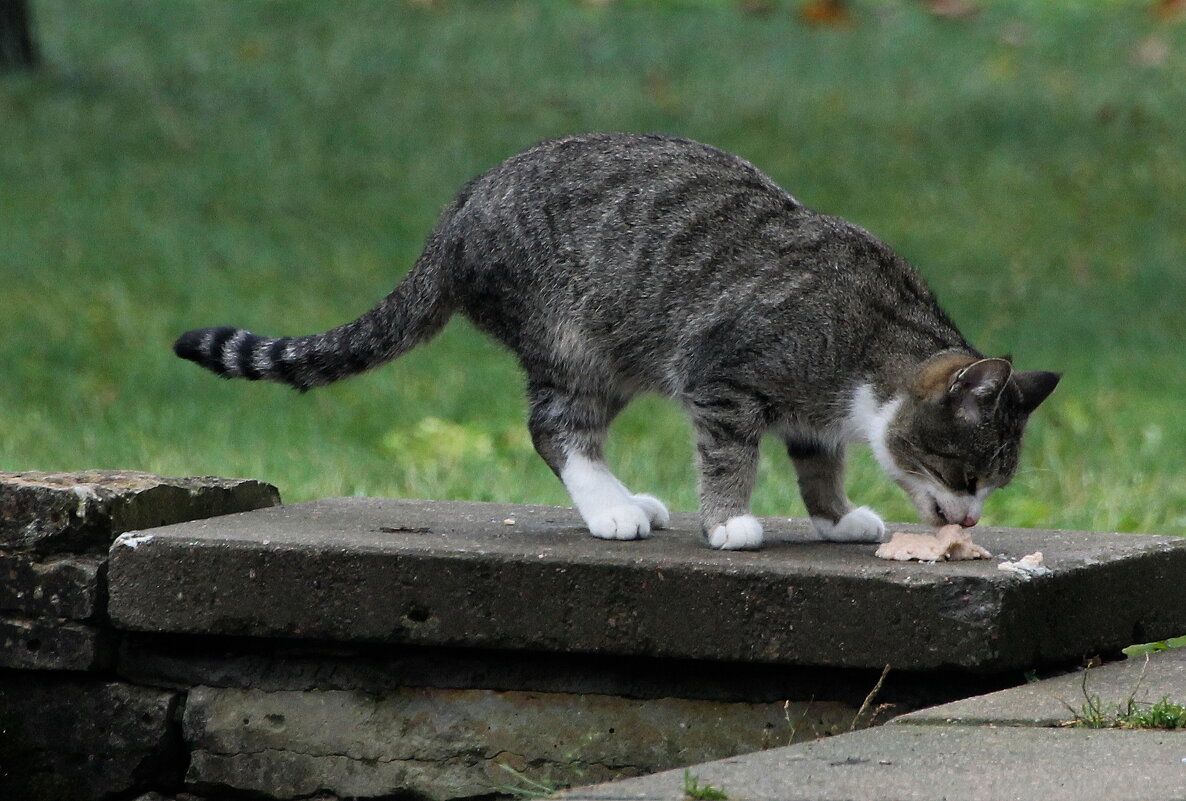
174,251,454,392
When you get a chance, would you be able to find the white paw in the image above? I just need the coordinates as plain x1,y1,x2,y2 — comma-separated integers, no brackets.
707,514,764,550
586,504,653,540
630,494,670,529
813,507,887,543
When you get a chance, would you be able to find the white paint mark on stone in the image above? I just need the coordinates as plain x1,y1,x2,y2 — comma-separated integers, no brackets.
114,532,155,550
71,485,99,517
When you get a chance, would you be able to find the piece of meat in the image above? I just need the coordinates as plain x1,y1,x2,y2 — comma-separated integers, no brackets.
874,524,992,562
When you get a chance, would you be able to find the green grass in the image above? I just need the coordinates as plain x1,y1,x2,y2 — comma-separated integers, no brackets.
493,764,559,800
1070,660,1186,730
2,1,1185,534
1074,696,1186,730
683,769,729,801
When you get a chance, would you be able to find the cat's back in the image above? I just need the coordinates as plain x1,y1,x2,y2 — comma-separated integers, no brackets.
494,132,789,196
445,132,798,239
436,133,964,390
439,133,803,340
440,133,804,305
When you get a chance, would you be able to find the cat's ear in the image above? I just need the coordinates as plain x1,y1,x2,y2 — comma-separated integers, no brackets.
947,358,1012,425
1013,370,1061,414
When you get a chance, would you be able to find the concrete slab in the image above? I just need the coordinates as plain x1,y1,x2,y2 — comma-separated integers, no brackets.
107,498,1186,672
558,724,1186,801
898,647,1186,727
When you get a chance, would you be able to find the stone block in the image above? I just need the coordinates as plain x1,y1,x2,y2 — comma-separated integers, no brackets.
0,552,104,619
109,497,1186,673
0,675,181,800
0,615,113,671
183,684,851,800
0,470,280,554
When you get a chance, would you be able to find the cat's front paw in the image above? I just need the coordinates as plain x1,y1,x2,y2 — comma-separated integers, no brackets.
812,507,887,543
630,494,670,529
707,514,764,550
586,505,653,541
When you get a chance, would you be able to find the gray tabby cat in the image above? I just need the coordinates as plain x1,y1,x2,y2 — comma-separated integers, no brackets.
175,133,1059,550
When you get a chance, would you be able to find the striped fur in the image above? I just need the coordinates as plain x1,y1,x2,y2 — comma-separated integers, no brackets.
175,228,454,391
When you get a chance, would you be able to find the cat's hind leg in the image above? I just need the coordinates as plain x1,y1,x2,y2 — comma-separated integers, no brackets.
787,440,887,543
527,382,669,540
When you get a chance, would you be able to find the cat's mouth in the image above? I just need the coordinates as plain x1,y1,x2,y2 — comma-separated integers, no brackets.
932,500,949,524
927,495,981,528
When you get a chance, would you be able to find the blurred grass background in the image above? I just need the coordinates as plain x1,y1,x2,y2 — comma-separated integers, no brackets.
1,0,1183,534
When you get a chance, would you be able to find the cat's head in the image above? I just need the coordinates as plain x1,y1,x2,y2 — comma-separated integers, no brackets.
882,353,1060,527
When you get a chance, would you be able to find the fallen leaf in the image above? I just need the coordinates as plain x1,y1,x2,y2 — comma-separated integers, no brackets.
798,0,852,27
926,0,979,19
1152,0,1186,22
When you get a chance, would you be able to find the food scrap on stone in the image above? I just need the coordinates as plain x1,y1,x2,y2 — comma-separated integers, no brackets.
998,551,1051,577
874,524,992,562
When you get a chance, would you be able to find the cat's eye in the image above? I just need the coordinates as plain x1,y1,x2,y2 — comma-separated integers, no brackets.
964,473,979,494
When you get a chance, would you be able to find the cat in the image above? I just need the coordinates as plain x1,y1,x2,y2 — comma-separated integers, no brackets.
174,132,1059,550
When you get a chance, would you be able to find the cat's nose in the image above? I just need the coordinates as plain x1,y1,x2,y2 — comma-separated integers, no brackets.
961,514,979,527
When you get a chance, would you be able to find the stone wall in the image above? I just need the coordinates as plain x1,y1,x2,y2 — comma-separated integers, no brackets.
0,473,869,801
0,471,278,801
4,472,1186,801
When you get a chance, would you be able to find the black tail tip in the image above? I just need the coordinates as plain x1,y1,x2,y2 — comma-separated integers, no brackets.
173,329,206,361
173,326,237,374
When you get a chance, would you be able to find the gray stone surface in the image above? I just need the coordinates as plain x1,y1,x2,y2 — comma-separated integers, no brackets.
0,470,280,553
0,675,180,800
0,615,112,670
560,646,1186,801
559,725,1186,801
116,632,970,710
109,497,1186,672
183,684,852,801
0,551,103,619
897,646,1186,727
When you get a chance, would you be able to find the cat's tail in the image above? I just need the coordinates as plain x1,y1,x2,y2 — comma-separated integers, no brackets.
173,241,456,392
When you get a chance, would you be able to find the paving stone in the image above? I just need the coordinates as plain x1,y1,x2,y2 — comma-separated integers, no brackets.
0,674,181,800
182,684,852,801
0,470,279,553
109,497,1186,673
0,551,104,619
558,724,1186,801
0,615,113,671
896,646,1186,727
